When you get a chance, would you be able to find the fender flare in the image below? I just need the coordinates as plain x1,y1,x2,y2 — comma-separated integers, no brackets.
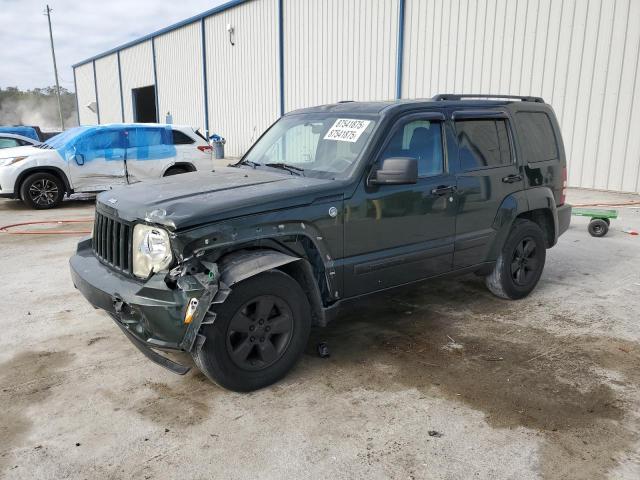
218,249,301,287
488,187,558,260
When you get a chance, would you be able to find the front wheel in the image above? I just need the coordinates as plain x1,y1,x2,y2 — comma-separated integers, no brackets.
193,270,311,392
19,172,64,209
485,219,547,300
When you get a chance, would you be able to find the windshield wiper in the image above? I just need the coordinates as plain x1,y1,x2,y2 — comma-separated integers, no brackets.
264,163,304,176
235,159,261,168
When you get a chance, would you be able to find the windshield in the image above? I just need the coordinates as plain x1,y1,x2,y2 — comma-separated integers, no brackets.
241,114,377,179
43,126,90,149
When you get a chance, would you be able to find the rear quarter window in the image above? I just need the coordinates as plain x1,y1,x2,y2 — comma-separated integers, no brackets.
172,130,195,145
516,112,559,163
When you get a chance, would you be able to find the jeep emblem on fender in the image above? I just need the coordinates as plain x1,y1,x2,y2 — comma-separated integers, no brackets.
328,206,338,218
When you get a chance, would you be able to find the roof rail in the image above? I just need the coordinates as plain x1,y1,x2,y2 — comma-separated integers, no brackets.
432,93,545,103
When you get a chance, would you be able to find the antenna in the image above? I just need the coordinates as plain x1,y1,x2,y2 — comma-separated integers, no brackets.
44,5,65,130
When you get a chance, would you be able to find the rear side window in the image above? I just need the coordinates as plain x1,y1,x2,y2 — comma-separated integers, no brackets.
455,119,511,170
172,130,195,145
516,112,559,163
126,127,167,147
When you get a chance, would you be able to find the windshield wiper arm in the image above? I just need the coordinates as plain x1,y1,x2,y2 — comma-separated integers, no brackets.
235,159,261,168
264,163,304,176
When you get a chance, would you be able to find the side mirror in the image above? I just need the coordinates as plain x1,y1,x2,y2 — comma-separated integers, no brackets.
370,157,418,185
73,154,85,166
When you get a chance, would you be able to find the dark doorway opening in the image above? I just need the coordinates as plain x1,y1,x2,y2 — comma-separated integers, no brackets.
132,86,157,123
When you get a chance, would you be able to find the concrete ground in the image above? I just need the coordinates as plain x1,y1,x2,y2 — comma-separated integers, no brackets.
0,188,639,479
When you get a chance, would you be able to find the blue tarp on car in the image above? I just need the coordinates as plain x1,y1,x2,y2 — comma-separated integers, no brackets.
0,126,39,141
44,124,176,162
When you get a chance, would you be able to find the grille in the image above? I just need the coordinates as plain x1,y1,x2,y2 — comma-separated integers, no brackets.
92,212,133,273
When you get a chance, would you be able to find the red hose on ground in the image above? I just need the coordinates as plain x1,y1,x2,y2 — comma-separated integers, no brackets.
0,218,93,235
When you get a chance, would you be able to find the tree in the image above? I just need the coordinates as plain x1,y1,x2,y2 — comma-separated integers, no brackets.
0,86,78,131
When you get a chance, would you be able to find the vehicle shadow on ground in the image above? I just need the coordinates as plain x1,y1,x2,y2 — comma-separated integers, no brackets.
302,277,640,479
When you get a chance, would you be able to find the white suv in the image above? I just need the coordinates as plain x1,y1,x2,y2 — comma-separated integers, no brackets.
0,123,213,209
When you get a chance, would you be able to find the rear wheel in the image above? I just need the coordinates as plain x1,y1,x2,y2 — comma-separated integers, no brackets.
19,172,64,209
485,219,547,300
193,270,311,392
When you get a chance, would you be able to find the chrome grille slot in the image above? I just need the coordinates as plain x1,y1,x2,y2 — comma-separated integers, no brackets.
93,212,132,273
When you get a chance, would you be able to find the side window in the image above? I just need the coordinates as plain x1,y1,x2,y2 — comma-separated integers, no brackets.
90,131,124,150
126,128,165,147
172,130,195,145
0,138,20,148
455,119,512,170
380,119,443,176
516,112,559,163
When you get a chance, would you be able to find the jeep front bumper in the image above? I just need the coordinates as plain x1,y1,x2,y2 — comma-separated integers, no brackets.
69,238,218,374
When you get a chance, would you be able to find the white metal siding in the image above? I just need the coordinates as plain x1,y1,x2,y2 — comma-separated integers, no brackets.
403,0,640,193
283,0,399,112
205,0,280,156
94,54,122,123
155,23,205,129
119,41,155,123
75,63,98,125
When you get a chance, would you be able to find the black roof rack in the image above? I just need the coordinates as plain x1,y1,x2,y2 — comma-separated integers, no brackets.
432,93,545,103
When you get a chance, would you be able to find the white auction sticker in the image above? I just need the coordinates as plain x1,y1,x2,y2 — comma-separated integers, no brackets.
324,119,371,142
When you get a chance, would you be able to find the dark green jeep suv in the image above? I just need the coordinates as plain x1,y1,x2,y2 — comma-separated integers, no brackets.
70,94,571,391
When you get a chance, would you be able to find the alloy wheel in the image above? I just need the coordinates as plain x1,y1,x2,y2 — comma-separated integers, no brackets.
510,236,539,286
226,295,294,371
28,179,59,207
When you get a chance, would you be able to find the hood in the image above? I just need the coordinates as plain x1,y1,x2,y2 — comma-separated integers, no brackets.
96,166,339,230
0,145,43,158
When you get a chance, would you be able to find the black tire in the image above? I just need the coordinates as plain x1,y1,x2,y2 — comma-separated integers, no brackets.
193,270,311,392
588,218,609,237
485,219,547,300
19,172,64,209
164,167,188,176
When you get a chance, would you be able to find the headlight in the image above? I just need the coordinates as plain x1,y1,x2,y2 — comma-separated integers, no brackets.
0,156,27,167
132,224,173,278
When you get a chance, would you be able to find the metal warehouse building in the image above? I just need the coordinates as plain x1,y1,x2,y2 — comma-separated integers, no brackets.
73,0,640,193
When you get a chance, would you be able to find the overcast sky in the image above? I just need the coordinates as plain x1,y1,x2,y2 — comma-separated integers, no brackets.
0,0,226,91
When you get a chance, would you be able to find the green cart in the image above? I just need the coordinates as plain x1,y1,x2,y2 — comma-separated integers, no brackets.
572,208,618,237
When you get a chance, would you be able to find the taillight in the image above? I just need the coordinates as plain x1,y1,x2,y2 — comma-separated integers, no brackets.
559,167,567,206
197,145,212,153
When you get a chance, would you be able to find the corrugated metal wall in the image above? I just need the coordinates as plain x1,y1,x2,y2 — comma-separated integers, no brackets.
205,0,280,156
74,0,640,192
155,23,205,129
283,0,399,111
94,54,122,124
403,0,640,193
119,41,155,123
75,62,97,125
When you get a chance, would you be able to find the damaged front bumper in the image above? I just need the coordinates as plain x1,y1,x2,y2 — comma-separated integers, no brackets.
69,238,224,374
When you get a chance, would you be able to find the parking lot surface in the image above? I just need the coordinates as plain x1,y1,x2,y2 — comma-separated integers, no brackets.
0,188,639,479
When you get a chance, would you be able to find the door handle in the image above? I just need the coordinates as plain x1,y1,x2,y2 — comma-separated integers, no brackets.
502,174,523,183
431,185,456,196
